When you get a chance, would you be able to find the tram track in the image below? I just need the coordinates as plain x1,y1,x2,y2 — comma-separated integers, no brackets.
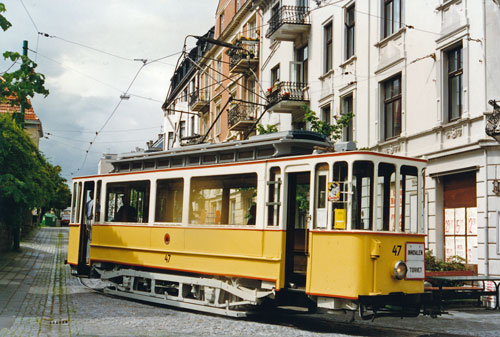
76,277,465,337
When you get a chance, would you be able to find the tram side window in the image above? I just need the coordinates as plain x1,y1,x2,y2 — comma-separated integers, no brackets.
71,182,78,223
105,181,150,223
375,163,396,231
352,161,373,230
267,167,281,226
155,178,183,223
332,161,348,229
189,173,257,225
401,165,418,233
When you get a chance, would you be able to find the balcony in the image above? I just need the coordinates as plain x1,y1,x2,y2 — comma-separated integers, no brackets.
189,90,209,112
265,6,310,41
266,81,309,116
228,40,259,74
228,102,258,132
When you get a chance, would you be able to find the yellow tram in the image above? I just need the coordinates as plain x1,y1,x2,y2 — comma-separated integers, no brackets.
67,131,432,318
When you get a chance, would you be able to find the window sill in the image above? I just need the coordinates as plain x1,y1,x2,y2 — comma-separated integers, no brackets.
374,27,406,48
318,69,335,81
339,55,357,69
436,0,460,11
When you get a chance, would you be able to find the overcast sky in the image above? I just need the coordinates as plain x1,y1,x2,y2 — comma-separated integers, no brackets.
1,0,218,182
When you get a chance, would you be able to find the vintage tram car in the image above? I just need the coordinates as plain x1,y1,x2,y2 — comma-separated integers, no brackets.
67,131,432,318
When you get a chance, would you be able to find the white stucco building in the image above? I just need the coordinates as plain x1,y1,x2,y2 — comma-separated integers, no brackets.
256,0,500,275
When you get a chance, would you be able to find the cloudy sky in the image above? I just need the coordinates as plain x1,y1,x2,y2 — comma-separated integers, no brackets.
1,0,218,181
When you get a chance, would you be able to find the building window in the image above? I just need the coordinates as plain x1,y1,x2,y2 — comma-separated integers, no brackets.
216,57,222,83
247,77,256,103
248,20,257,39
324,22,333,73
447,45,463,122
190,116,195,136
383,74,402,140
271,64,280,85
383,0,402,38
215,104,221,135
236,0,241,11
220,13,225,33
321,105,331,124
180,121,186,139
345,4,355,59
295,45,308,83
168,132,174,149
341,94,353,141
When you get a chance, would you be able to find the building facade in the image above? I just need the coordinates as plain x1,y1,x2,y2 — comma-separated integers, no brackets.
163,0,500,276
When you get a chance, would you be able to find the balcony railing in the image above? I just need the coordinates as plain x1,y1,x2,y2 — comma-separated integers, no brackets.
265,6,310,40
228,42,258,73
189,90,209,112
266,81,307,105
228,102,258,131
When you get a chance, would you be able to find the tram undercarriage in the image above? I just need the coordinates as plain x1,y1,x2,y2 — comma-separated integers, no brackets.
87,263,439,319
92,263,274,317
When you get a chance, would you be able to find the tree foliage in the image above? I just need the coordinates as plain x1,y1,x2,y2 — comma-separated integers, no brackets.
302,105,353,142
256,123,278,134
0,3,68,250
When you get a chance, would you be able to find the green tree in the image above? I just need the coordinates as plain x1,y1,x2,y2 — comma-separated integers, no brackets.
302,105,353,142
1,3,66,250
256,123,278,134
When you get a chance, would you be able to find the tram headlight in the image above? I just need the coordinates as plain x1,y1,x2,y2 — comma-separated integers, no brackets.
393,261,407,280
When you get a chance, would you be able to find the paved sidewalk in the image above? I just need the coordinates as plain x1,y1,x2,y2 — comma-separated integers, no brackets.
0,227,70,336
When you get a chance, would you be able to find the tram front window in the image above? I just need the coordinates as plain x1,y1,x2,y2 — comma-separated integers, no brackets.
105,181,150,223
189,173,257,225
332,162,348,229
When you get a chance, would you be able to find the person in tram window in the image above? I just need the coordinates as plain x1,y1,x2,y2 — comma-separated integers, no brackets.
115,195,137,222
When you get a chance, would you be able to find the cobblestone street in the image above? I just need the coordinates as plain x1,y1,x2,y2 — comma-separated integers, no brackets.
1,227,500,337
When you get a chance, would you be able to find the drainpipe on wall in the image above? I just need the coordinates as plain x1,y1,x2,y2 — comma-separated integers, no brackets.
484,148,490,276
482,0,489,276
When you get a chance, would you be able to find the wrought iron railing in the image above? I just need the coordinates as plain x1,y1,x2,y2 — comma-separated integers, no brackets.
189,90,208,107
228,43,258,69
228,102,258,128
265,6,310,38
266,81,308,107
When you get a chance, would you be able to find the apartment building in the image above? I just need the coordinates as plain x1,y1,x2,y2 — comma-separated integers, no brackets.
163,0,500,275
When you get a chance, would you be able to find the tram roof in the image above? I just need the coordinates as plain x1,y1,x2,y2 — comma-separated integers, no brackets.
72,131,427,180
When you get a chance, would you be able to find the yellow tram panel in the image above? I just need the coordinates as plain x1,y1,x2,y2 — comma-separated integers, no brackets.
67,225,81,265
89,225,286,287
307,232,425,299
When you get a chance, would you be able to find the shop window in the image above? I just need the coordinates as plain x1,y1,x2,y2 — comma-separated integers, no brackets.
155,179,184,223
443,171,477,263
190,173,257,225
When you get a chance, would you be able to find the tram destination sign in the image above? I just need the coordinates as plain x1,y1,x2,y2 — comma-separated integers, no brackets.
406,243,425,279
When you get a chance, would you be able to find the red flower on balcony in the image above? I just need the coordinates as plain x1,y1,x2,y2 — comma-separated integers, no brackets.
282,91,291,99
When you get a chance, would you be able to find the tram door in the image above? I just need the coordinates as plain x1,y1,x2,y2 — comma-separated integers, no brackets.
78,181,94,274
285,172,310,288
